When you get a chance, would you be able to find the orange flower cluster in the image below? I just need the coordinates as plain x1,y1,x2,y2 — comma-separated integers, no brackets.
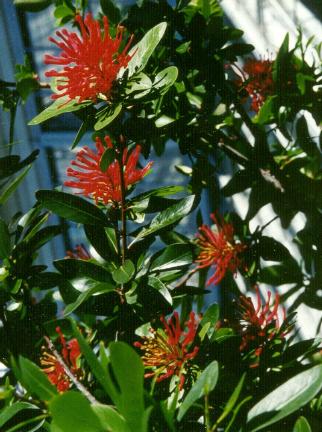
65,135,153,205
44,13,133,102
195,213,246,285
134,312,199,389
41,327,82,392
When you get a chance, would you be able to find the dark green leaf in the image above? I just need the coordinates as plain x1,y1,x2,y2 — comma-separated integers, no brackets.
133,195,196,241
18,357,57,401
258,236,291,262
221,43,254,60
0,402,38,428
36,190,108,225
84,224,118,261
64,282,115,315
255,96,277,125
50,392,104,432
260,262,302,285
29,98,91,125
99,148,116,172
13,0,51,12
150,243,193,272
222,169,254,196
148,276,172,305
94,103,122,131
125,22,167,77
247,364,322,431
54,259,113,283
178,360,219,421
99,0,121,23
112,259,135,284
0,217,11,259
0,166,32,205
215,373,246,426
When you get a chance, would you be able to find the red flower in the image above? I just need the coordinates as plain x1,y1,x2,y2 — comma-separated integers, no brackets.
66,244,91,260
64,135,153,205
239,287,289,366
134,312,199,389
44,13,133,103
40,327,82,392
195,213,246,286
237,58,274,112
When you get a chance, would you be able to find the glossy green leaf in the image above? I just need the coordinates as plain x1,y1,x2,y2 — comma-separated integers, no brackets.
133,195,196,241
84,224,118,261
0,165,32,205
150,243,193,272
199,304,219,340
99,148,115,172
13,0,51,12
178,360,219,421
54,259,113,283
247,364,322,431
293,416,312,432
0,402,38,428
36,190,108,225
28,98,91,125
222,169,254,196
148,276,172,305
109,342,149,432
71,322,117,401
258,236,292,262
0,150,38,180
125,22,167,77
126,73,152,99
50,392,104,432
94,103,122,131
255,96,276,124
18,357,57,401
112,259,135,284
64,282,114,315
99,0,121,24
153,66,178,95
215,373,246,426
92,405,131,432
0,218,11,259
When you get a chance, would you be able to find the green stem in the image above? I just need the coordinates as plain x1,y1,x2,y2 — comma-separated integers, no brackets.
118,136,127,265
6,414,48,432
205,393,211,432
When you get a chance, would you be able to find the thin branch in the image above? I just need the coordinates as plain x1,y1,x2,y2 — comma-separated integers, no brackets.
44,336,98,405
118,135,127,265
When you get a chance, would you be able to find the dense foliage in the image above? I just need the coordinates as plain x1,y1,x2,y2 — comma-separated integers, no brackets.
0,0,321,431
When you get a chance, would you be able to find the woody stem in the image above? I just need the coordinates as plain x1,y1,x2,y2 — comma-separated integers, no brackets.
118,136,127,265
44,336,98,405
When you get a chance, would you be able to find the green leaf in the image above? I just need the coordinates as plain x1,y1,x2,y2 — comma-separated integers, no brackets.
215,373,246,426
178,360,219,421
133,195,196,241
150,243,193,272
109,342,148,432
99,0,121,24
126,73,152,99
92,405,131,432
293,416,312,432
153,66,178,95
176,41,191,54
0,165,32,205
260,262,302,285
64,282,115,315
148,276,173,305
255,96,277,124
199,304,219,340
99,148,116,172
18,357,57,401
84,224,118,261
112,259,135,284
272,33,289,82
36,190,108,225
247,364,322,432
130,185,185,204
28,97,91,125
221,43,254,60
94,103,122,131
258,236,291,262
125,22,167,77
0,150,38,180
54,259,113,283
0,218,11,259
13,0,51,12
71,322,117,401
0,402,38,428
222,169,254,197
50,392,104,432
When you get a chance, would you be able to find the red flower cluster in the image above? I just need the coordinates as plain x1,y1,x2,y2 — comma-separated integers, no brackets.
40,327,82,392
195,213,246,286
66,244,91,260
239,287,289,367
238,58,274,112
65,135,153,205
44,13,133,103
134,312,199,389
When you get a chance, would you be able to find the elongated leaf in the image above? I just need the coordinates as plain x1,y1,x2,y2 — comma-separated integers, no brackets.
134,195,196,241
18,357,57,401
71,322,117,401
148,276,173,305
125,22,167,77
199,304,219,340
0,217,11,259
28,98,91,125
126,73,152,99
153,66,178,95
0,150,39,180
0,165,31,205
178,360,219,421
247,364,322,431
0,402,38,428
64,282,115,315
216,373,246,426
92,405,131,432
94,103,122,131
54,259,113,283
36,190,108,225
50,392,104,432
84,224,118,261
150,243,193,272
14,0,51,12
112,259,135,284
109,342,148,432
293,416,312,432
